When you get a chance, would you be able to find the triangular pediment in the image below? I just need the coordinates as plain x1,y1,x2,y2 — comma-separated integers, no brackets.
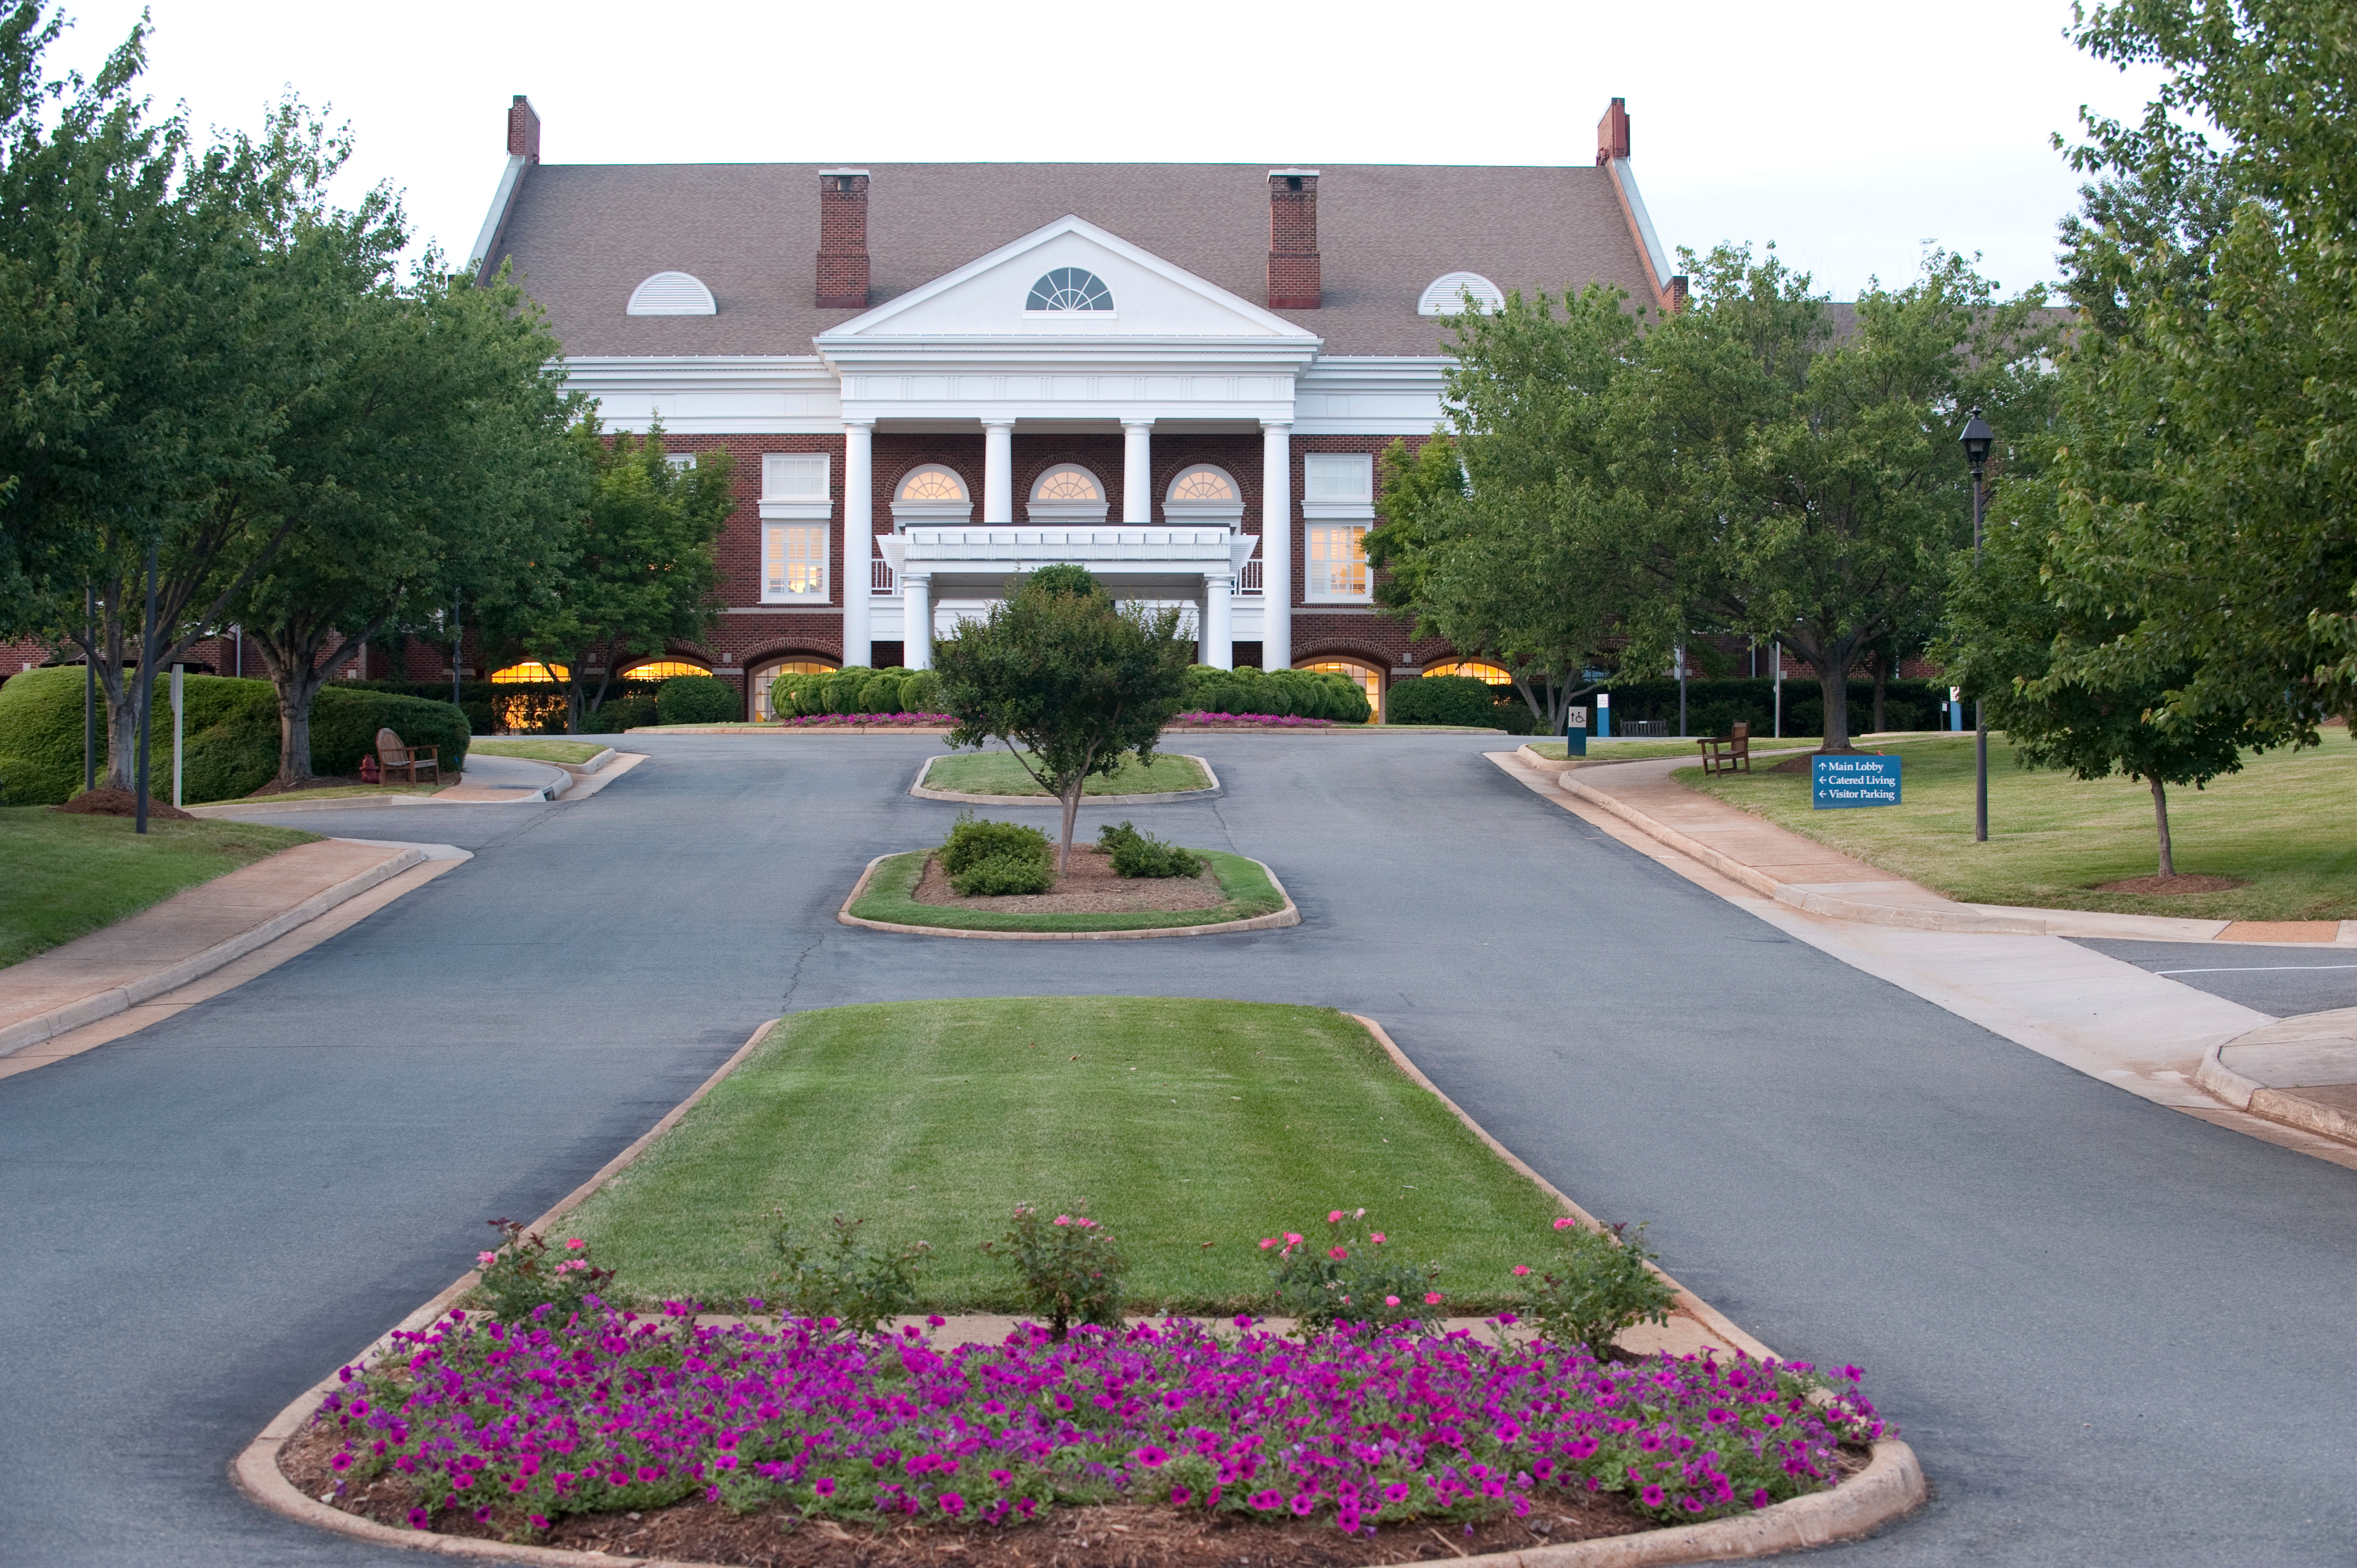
821,215,1315,342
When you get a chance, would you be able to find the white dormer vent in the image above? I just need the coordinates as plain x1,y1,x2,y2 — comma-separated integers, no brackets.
628,271,717,316
1417,271,1505,317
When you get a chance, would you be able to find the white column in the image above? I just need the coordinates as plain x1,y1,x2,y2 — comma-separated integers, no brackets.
1121,419,1153,523
841,420,873,668
1259,420,1292,669
982,420,1014,524
903,572,933,670
1204,571,1234,669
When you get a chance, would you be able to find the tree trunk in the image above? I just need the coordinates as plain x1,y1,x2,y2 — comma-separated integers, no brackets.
1057,777,1084,874
250,625,373,787
275,668,328,785
2148,774,2176,879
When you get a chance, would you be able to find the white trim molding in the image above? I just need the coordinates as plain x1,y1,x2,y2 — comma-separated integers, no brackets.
565,357,842,434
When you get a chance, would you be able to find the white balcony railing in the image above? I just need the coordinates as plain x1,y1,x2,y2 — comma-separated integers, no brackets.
872,558,896,595
1239,558,1263,595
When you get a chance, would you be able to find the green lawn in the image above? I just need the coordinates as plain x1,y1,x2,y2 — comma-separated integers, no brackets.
0,808,318,968
849,847,1285,932
1679,730,2357,921
467,737,605,765
559,998,1569,1314
211,782,445,805
1530,736,1831,763
924,749,1211,796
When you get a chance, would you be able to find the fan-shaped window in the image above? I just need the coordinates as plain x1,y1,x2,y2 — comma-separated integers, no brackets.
1416,271,1506,317
1425,660,1512,684
627,271,717,316
896,466,969,502
1025,267,1114,312
620,659,711,681
1167,466,1240,503
1030,465,1104,503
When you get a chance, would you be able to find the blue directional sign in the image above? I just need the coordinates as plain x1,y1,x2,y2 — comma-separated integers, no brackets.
1812,753,1901,809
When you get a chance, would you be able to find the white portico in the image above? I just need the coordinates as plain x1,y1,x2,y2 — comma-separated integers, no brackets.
819,215,1320,669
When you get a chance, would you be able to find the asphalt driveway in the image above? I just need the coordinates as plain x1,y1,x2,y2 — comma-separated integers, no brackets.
2,733,2350,1565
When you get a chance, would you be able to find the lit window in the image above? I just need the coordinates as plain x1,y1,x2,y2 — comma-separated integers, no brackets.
619,659,711,682
1425,661,1511,683
1416,272,1506,316
1305,453,1373,503
1031,465,1104,502
490,662,567,683
1025,267,1114,312
764,523,829,600
897,466,967,502
750,659,836,721
1298,659,1384,721
1168,466,1239,502
764,454,829,500
1306,524,1370,600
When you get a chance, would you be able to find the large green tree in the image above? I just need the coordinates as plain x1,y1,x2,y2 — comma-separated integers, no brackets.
235,260,585,785
511,418,730,731
1365,285,1659,729
1633,245,2058,752
2028,0,2355,744
932,565,1194,869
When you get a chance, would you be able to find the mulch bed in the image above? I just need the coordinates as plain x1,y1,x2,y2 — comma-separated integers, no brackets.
2092,872,2247,895
50,787,195,820
911,847,1226,915
280,1422,1656,1568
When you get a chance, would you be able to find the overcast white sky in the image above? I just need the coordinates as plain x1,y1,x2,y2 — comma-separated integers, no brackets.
51,0,2168,303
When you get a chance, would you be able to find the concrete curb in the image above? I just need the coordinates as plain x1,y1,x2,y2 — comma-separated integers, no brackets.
909,753,1223,806
553,751,649,801
2195,1030,2357,1146
0,844,424,1058
836,852,1301,940
184,793,440,817
234,1010,1921,1567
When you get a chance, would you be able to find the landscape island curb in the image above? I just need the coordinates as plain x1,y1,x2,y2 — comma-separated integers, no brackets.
835,850,1300,940
230,1012,1926,1567
909,752,1223,806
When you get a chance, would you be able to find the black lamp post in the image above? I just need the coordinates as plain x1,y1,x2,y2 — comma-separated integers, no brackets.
1959,409,1994,843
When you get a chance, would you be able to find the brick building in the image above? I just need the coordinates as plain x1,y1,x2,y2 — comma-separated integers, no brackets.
464,92,1684,720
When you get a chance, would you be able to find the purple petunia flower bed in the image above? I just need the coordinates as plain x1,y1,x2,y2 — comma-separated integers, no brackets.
310,1306,1885,1547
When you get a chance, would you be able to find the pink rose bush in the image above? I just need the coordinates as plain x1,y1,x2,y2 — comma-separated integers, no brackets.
313,1307,1883,1540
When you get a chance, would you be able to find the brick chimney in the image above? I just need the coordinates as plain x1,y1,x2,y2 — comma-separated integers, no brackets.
507,95,541,163
1595,97,1630,165
816,169,870,310
1667,274,1689,313
1267,169,1320,310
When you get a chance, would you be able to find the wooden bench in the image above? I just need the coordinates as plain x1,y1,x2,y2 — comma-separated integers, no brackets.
1697,721,1752,775
375,727,440,786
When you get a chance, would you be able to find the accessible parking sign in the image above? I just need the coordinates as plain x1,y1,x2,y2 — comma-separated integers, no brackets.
1812,753,1901,809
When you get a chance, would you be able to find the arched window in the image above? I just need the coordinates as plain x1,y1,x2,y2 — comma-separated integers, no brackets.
1425,660,1511,684
1296,658,1385,723
1416,271,1506,317
620,658,711,682
749,658,836,721
627,271,717,316
1030,465,1103,503
490,661,567,683
896,466,969,502
1166,465,1240,503
1025,267,1114,312
1025,463,1110,522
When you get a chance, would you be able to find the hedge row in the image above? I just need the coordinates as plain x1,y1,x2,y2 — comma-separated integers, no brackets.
769,666,944,720
0,666,471,805
1596,677,1952,738
1180,666,1371,724
342,677,671,737
1385,675,1541,732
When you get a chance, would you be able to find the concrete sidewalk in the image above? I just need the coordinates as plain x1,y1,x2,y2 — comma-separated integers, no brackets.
1490,748,2357,1167
2199,1008,2357,1146
0,838,424,1060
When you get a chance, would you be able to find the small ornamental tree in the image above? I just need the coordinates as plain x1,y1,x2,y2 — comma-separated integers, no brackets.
931,564,1193,870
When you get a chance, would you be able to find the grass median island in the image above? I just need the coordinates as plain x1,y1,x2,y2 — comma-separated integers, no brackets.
557,997,1568,1314
924,748,1210,797
1679,730,2357,921
466,737,605,765
0,807,318,968
850,845,1282,932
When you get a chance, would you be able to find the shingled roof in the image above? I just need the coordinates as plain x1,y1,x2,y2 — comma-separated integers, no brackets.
487,162,1664,358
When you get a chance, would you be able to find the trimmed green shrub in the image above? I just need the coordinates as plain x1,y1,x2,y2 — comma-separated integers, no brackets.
1097,819,1204,878
897,669,942,714
822,666,874,715
1181,664,1370,723
581,694,657,733
308,688,472,777
949,852,1056,897
857,673,901,714
941,812,1052,876
1386,675,1505,729
655,674,740,725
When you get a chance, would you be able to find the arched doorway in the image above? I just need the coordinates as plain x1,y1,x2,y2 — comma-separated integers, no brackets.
749,658,836,721
1296,657,1385,722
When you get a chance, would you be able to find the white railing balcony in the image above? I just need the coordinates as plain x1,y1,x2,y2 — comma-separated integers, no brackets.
1239,558,1263,595
872,558,897,595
